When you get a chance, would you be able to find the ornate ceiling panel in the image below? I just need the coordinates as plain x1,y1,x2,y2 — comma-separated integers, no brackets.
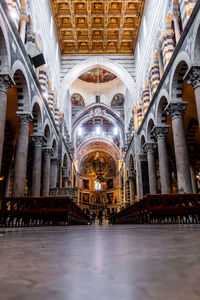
50,0,146,54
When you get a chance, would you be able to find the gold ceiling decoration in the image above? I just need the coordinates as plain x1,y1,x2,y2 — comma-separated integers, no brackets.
50,0,146,54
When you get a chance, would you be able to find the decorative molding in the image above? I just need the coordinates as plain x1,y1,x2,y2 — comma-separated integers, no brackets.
31,135,44,147
16,111,33,124
165,102,188,120
184,66,200,89
0,74,15,94
152,125,170,140
143,142,157,154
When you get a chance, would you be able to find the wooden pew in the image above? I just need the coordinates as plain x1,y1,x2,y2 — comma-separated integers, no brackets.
1,196,89,227
112,194,200,224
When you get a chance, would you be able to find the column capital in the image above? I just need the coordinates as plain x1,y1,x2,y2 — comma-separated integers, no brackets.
144,142,157,154
43,147,53,157
31,135,43,147
16,111,33,124
184,66,200,89
139,153,147,161
165,102,188,120
152,125,170,140
0,74,15,94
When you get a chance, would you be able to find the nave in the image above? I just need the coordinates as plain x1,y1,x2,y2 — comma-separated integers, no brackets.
0,225,200,300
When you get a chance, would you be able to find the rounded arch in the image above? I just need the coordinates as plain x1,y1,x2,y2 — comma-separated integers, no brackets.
11,60,31,112
32,101,43,135
146,118,155,140
51,138,58,157
155,89,169,124
156,96,168,125
61,56,135,104
140,134,146,153
0,14,11,72
43,120,51,147
169,52,191,102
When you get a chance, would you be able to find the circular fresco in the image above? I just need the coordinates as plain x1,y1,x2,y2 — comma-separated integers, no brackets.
79,68,117,83
71,93,85,106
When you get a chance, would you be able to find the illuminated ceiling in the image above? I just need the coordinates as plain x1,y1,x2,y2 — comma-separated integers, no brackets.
50,0,146,54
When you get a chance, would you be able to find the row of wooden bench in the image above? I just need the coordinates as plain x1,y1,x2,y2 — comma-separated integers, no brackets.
0,196,89,226
112,194,200,224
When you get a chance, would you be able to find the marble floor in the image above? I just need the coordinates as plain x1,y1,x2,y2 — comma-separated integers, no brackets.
0,225,200,300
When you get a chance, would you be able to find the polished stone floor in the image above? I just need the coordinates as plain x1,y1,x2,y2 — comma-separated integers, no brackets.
0,225,200,300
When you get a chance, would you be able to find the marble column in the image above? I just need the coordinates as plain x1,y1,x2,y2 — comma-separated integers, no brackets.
50,158,58,189
173,14,181,44
158,49,164,78
153,126,171,194
144,142,158,194
166,102,192,193
41,148,52,196
13,112,32,197
31,135,43,196
185,66,200,132
0,74,14,175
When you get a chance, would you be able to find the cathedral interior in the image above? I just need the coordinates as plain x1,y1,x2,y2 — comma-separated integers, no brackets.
0,0,200,299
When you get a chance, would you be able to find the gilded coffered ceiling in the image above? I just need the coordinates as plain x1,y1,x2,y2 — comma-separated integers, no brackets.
50,0,145,54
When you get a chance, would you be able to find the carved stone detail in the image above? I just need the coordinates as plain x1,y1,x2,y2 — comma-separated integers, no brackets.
43,148,53,156
17,112,33,124
165,102,188,120
152,125,170,140
143,142,157,154
184,66,200,89
32,135,43,147
0,74,15,93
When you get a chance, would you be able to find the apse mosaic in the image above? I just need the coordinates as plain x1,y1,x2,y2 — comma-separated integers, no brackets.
71,93,85,106
79,68,117,83
50,1,146,54
111,93,125,106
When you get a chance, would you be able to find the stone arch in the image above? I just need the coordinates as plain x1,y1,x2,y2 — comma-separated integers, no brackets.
51,138,58,158
147,118,155,141
32,97,43,135
191,10,200,64
140,134,146,153
61,56,135,105
0,14,11,73
169,52,191,102
11,60,31,112
156,96,168,125
43,121,51,147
